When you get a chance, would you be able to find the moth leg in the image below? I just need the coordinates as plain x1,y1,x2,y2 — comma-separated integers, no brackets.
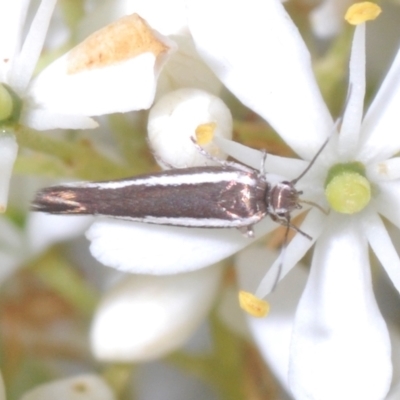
270,214,312,241
152,152,176,170
260,150,268,176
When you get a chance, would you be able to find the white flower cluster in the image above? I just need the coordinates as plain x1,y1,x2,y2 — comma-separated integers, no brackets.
3,0,400,399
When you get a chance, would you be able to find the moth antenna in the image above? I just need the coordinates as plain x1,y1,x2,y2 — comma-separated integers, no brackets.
290,128,335,185
291,84,353,185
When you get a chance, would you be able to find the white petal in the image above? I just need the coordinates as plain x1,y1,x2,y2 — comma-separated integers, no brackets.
21,109,99,130
9,0,58,93
28,14,176,116
20,375,115,400
25,213,93,256
122,0,188,36
374,181,400,230
91,265,222,361
367,157,400,182
78,0,188,38
0,0,30,80
0,132,18,211
148,88,232,169
360,42,400,162
236,247,308,389
215,137,308,179
363,211,400,294
338,24,365,158
187,0,333,159
29,53,162,115
255,208,326,298
86,218,275,274
157,35,222,96
289,215,391,400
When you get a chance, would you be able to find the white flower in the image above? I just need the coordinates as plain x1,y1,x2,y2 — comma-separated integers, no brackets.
85,0,400,397
3,0,174,129
235,247,400,399
187,0,399,398
147,88,233,169
0,0,175,210
77,0,222,98
90,264,223,362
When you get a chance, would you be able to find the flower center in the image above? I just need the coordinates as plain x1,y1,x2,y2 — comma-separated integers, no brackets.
325,162,371,214
0,84,22,126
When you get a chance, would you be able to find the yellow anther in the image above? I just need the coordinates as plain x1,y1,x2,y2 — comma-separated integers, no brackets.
195,122,216,145
345,2,381,25
239,290,270,318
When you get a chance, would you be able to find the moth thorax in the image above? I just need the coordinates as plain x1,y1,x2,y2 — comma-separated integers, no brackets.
267,181,301,217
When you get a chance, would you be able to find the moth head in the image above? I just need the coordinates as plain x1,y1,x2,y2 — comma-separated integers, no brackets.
267,181,302,219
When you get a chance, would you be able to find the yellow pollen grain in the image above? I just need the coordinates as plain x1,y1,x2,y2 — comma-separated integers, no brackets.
195,122,216,145
345,2,381,25
67,14,169,74
239,290,269,318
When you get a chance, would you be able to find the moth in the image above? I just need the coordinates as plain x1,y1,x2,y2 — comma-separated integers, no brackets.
31,138,329,239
